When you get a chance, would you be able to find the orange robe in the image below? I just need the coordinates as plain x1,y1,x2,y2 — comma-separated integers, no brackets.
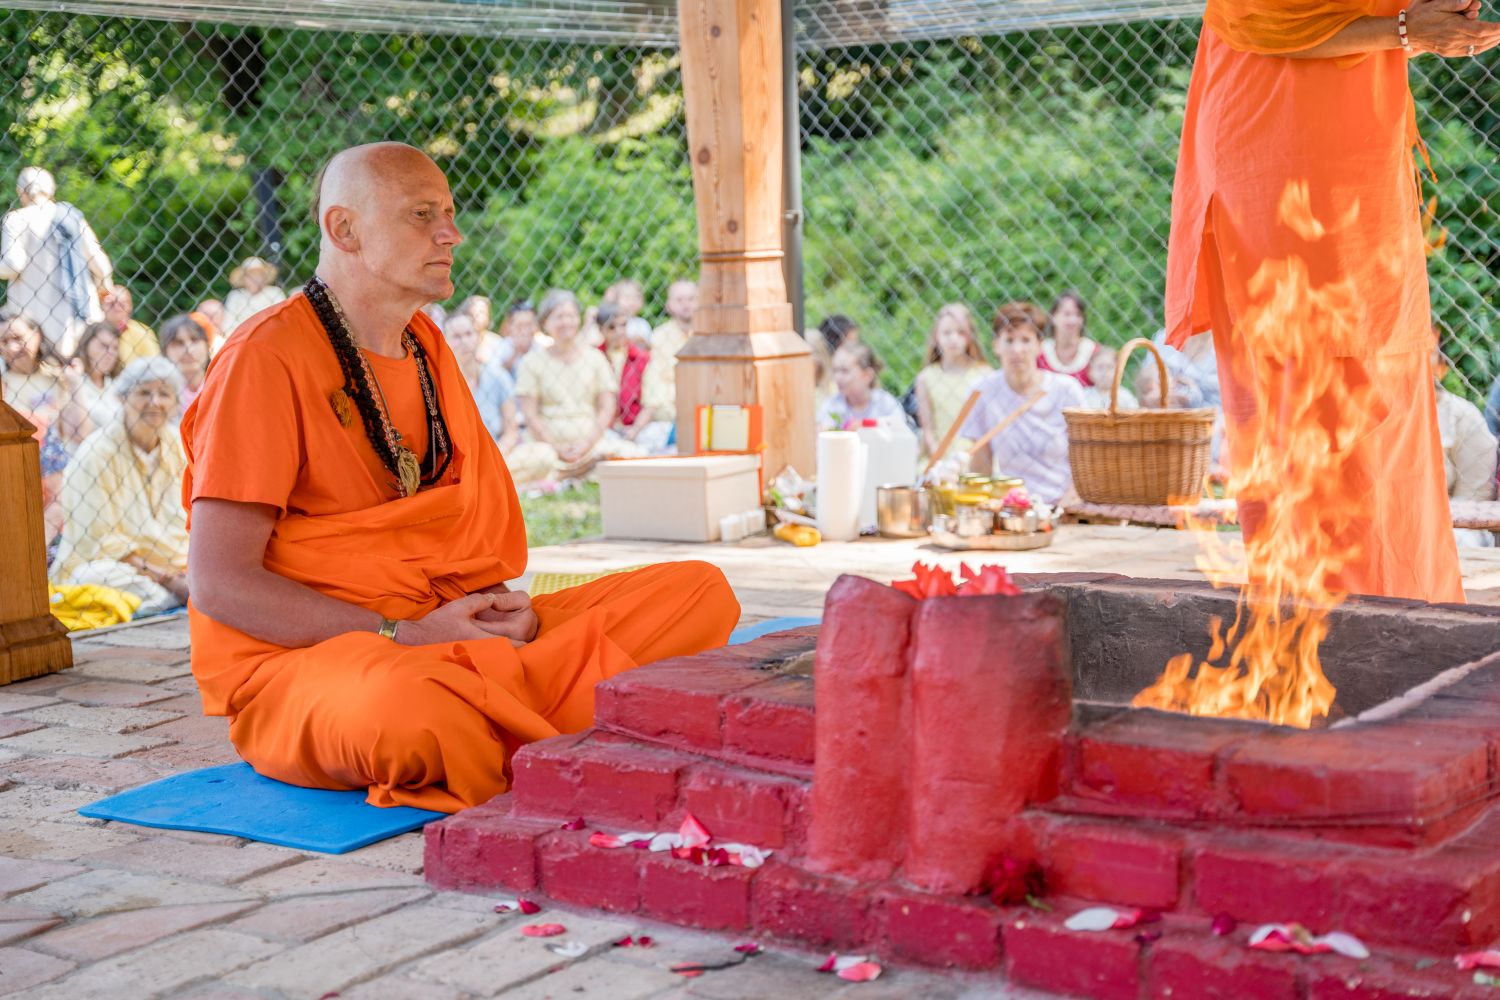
1164,0,1463,602
181,295,739,812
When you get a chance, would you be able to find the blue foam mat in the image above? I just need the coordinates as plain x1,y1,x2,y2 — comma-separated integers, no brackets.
78,763,444,854
80,616,821,852
727,615,820,646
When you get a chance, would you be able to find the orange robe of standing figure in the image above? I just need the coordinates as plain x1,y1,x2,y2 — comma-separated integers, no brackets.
181,296,740,813
1165,0,1464,602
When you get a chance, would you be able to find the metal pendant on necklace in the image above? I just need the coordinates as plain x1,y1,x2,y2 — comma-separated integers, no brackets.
396,445,421,498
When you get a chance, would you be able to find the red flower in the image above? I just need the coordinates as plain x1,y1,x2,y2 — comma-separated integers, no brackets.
983,855,1046,906
891,562,959,599
958,562,1022,596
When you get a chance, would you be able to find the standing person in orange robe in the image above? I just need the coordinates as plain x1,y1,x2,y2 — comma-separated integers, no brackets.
182,142,739,813
1164,0,1500,603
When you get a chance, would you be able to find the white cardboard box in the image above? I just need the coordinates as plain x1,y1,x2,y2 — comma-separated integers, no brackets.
595,454,761,542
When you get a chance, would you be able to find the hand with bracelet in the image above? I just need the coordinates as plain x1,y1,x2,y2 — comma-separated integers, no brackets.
1288,0,1500,59
383,587,539,647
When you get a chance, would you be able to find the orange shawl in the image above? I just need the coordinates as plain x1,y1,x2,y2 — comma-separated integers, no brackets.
1204,0,1377,54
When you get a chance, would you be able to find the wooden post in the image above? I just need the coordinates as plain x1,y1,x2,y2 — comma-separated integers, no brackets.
0,403,71,683
676,0,816,481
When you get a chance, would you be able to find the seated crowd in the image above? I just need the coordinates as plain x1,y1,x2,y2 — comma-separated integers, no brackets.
2,162,1494,624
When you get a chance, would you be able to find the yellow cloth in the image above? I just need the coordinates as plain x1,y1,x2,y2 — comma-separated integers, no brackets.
514,347,615,447
49,584,140,631
53,418,190,582
1203,0,1374,55
528,566,649,596
643,319,689,415
916,362,991,453
117,320,159,365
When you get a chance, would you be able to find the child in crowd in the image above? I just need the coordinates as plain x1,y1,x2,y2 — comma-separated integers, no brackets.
913,303,992,456
1078,345,1137,410
1038,291,1099,385
817,342,909,431
599,301,672,453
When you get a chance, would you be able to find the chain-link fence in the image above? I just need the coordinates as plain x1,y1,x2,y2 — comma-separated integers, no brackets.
3,5,1498,618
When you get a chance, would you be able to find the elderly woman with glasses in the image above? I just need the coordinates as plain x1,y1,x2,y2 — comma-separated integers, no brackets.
51,356,190,617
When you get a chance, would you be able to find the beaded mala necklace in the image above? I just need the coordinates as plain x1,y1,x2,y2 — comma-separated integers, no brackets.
303,276,453,498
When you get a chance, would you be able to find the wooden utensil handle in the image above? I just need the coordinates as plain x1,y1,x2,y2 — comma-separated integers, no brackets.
968,388,1045,458
922,388,982,476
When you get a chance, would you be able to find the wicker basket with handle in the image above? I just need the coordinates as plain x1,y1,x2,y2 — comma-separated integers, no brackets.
1063,337,1216,505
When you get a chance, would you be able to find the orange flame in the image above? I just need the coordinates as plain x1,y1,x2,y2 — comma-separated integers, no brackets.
1135,191,1396,728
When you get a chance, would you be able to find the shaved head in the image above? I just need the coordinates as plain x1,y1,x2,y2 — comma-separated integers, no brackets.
311,141,462,309
313,141,442,226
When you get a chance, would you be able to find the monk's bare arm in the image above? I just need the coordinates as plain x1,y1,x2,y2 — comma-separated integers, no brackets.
1286,0,1498,58
189,499,387,648
189,498,515,647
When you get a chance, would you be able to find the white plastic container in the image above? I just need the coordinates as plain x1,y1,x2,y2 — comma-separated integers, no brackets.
855,418,920,533
816,431,866,542
596,454,761,542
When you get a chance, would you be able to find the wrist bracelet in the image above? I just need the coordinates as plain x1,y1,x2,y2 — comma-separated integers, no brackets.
378,617,401,642
1398,9,1410,50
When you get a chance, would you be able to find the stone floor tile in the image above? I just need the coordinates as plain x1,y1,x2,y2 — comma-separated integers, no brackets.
0,946,74,993
426,889,521,915
0,754,172,793
0,717,44,739
166,987,272,1000
138,714,231,744
69,646,190,683
29,900,261,962
79,838,302,883
503,954,684,1000
0,819,143,861
1,675,81,696
10,868,254,918
18,703,181,735
226,885,431,943
0,786,100,824
159,676,202,694
0,692,63,715
0,725,173,760
226,904,497,996
142,692,206,715
147,827,247,847
0,857,86,895
681,954,843,1000
343,974,477,1000
411,911,639,997
0,916,62,945
88,619,190,650
126,740,244,771
236,856,429,898
52,680,177,708
340,830,427,873
16,928,279,1000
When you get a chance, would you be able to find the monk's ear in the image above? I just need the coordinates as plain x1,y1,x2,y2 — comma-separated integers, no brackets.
323,205,360,254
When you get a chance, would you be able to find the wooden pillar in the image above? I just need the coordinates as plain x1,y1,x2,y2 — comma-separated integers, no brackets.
0,403,71,683
676,0,816,481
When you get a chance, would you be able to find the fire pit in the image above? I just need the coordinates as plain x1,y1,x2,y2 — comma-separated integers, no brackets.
425,572,1500,999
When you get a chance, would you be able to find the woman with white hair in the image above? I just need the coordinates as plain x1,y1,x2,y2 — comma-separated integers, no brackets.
508,289,642,484
221,256,286,336
0,167,114,357
51,356,190,618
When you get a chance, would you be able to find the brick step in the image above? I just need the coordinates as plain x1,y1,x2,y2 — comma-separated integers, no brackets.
508,730,811,854
425,806,1489,998
1020,805,1500,952
591,636,816,778
1062,698,1500,849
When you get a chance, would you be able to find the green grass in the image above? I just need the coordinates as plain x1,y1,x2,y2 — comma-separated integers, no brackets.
519,482,603,548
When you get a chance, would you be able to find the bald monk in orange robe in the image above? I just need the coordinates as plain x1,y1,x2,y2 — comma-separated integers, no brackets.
1164,0,1500,602
182,142,739,813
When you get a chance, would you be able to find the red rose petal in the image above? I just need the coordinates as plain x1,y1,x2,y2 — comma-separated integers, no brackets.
613,936,634,947
1211,912,1237,936
679,813,713,848
836,961,883,982
734,942,761,954
589,832,622,848
560,817,586,831
517,899,542,915
1457,950,1500,971
637,935,655,947
521,923,566,938
670,963,705,978
817,954,837,973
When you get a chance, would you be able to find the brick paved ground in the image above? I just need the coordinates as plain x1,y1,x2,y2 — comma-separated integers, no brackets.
3,528,1498,998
